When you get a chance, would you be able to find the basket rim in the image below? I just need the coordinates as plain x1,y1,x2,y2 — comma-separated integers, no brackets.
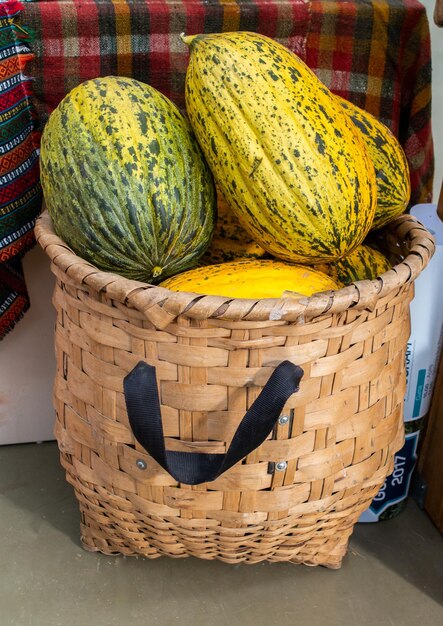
35,209,436,329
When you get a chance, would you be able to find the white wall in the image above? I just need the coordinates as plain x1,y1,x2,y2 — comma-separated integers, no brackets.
424,0,443,199
1,3,443,444
0,246,55,443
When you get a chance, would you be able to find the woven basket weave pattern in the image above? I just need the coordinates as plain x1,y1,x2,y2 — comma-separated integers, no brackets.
36,212,434,568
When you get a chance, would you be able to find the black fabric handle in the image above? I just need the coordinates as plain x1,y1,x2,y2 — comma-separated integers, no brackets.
124,360,303,485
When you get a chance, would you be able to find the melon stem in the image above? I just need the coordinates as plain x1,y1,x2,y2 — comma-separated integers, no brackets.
180,33,200,48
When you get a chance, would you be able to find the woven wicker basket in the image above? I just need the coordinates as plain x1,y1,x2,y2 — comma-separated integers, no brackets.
35,210,434,569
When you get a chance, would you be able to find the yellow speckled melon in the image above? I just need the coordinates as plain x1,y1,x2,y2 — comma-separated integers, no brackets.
160,259,339,299
315,244,392,286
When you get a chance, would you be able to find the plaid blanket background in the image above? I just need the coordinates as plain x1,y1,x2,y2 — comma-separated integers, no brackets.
0,0,42,340
0,0,434,339
25,0,434,205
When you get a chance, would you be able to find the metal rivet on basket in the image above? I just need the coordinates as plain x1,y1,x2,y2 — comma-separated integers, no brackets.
275,461,288,472
278,414,290,425
136,459,147,470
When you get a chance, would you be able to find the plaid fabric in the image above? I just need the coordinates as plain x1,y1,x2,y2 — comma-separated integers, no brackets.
0,0,42,340
24,0,434,207
305,0,434,206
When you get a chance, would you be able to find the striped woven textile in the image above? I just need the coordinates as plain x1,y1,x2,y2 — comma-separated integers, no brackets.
0,0,42,340
25,0,434,206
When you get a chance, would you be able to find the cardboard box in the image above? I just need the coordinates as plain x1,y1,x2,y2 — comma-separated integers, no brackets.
418,355,443,533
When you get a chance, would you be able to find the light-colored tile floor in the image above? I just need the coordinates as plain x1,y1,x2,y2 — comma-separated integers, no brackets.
0,441,442,626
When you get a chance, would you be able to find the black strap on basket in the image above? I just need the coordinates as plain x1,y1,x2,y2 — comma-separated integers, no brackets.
124,360,303,485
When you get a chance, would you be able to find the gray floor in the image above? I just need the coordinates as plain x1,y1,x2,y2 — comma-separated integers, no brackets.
0,442,442,626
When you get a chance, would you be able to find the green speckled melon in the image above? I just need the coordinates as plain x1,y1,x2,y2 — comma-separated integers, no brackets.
315,243,392,286
200,190,267,264
336,95,411,230
182,32,377,264
40,76,216,282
